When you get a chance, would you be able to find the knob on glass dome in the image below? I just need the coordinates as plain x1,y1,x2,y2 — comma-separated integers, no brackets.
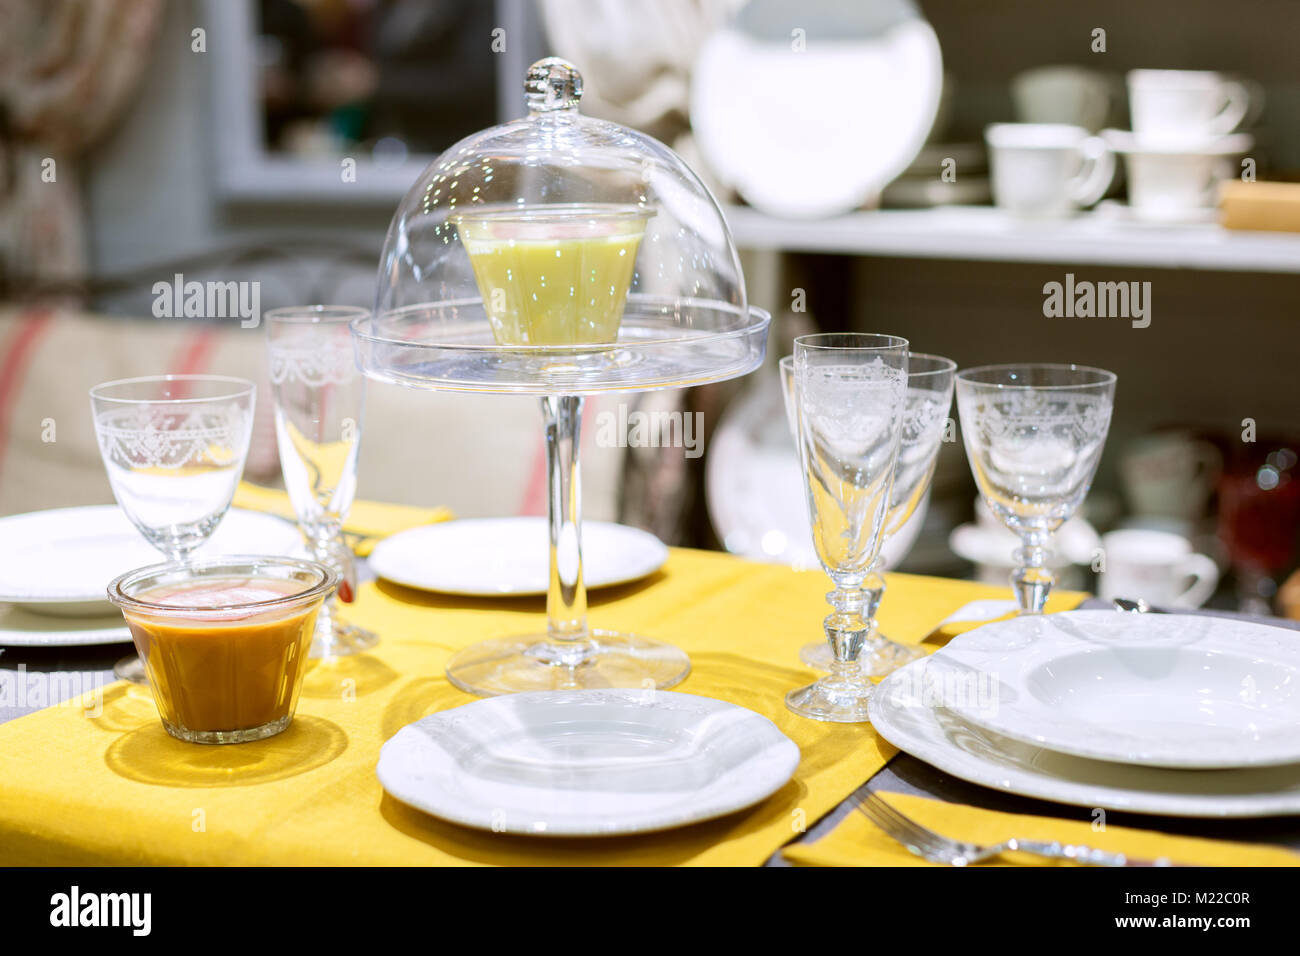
525,57,584,113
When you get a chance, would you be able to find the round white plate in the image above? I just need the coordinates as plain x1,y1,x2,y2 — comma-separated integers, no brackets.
691,9,942,218
0,604,130,647
0,506,306,616
935,611,1300,769
377,689,800,836
872,656,1300,818
369,518,668,597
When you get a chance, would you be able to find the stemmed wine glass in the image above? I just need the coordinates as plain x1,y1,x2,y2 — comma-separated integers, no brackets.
786,353,956,676
90,374,256,681
955,364,1116,613
266,305,377,658
787,333,908,722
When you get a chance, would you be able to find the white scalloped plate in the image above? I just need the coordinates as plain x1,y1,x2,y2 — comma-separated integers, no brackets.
0,506,306,617
935,611,1300,769
872,655,1300,818
377,690,800,836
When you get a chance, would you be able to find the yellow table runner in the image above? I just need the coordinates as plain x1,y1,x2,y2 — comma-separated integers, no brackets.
0,549,1081,866
232,482,453,556
782,792,1300,867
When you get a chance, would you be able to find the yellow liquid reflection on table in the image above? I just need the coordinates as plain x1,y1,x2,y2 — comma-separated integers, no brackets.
456,205,649,347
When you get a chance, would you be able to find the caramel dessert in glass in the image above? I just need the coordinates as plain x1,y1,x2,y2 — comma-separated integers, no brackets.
108,556,339,744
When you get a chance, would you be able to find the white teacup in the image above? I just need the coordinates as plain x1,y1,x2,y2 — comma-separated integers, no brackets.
1127,70,1251,146
1104,129,1251,222
985,123,1115,218
1012,65,1115,132
1120,431,1222,520
1098,529,1219,609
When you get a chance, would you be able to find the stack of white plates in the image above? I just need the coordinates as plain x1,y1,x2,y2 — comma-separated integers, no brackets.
871,610,1300,817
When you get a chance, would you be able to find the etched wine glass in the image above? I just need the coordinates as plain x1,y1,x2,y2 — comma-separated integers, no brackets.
266,305,377,658
787,353,956,676
787,333,908,722
90,374,256,681
956,364,1116,613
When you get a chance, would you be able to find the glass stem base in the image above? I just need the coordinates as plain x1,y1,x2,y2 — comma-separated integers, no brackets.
114,654,149,685
787,587,876,722
444,629,690,697
799,634,924,676
785,659,874,722
310,598,379,659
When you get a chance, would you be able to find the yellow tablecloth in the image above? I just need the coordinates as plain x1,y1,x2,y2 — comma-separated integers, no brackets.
231,482,453,556
782,792,1300,867
0,549,1083,866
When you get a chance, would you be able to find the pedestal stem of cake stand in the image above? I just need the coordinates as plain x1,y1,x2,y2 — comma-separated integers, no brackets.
542,394,588,644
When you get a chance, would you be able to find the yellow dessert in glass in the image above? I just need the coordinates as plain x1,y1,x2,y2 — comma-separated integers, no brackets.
454,203,652,346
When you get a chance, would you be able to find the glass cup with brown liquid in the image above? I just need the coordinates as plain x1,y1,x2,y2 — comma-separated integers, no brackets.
107,556,339,744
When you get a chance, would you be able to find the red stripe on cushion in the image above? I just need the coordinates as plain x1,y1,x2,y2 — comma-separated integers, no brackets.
165,327,221,397
0,308,56,483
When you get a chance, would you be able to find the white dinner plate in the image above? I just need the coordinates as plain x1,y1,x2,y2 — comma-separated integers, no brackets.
0,506,306,616
369,518,668,597
935,611,1300,769
0,604,130,647
377,689,800,836
871,656,1300,818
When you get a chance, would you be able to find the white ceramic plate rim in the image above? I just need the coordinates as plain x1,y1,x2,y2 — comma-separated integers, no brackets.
368,517,668,597
937,610,1300,769
0,608,130,647
0,505,306,605
871,656,1300,818
376,689,800,836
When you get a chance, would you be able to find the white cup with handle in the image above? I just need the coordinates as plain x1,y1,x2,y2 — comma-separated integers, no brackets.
1099,529,1219,609
985,123,1115,218
1127,70,1252,146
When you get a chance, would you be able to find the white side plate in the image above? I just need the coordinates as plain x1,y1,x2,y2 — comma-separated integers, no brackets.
871,656,1300,818
369,517,668,597
936,611,1300,769
0,604,130,647
0,506,306,615
377,689,800,836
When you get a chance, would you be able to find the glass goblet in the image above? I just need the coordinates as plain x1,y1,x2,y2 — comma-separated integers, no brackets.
90,374,257,681
788,353,956,676
956,364,1116,614
266,305,377,658
787,333,908,722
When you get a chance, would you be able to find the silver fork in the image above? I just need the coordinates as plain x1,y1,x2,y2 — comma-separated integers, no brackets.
854,790,1171,867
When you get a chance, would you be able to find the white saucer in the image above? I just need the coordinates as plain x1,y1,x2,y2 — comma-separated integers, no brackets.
1101,129,1253,156
0,604,130,647
934,611,1300,769
377,689,800,836
369,517,668,597
871,656,1300,818
0,506,306,616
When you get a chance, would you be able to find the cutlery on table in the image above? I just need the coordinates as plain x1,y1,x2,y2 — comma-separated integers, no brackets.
853,790,1175,867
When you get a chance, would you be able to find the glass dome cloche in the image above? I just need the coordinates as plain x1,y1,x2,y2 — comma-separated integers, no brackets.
354,58,770,696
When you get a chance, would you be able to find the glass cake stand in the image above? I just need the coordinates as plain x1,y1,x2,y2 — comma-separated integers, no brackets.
352,298,768,695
